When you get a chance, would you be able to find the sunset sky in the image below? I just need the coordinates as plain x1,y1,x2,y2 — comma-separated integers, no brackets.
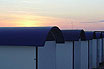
0,0,104,30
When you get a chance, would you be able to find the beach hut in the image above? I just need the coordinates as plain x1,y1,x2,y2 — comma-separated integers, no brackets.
0,27,64,69
95,32,102,65
56,30,86,69
85,31,96,69
91,32,98,68
102,33,104,61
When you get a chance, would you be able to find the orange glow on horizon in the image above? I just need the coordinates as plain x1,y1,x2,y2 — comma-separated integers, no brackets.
1,13,102,31
16,20,42,27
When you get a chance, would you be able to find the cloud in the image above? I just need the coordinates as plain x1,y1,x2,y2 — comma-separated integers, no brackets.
80,19,104,23
80,21,98,23
99,20,104,22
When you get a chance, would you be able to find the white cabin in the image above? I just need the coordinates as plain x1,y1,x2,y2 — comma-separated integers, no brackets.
56,30,86,69
85,31,96,69
102,33,104,61
0,27,64,69
92,39,98,68
95,32,103,65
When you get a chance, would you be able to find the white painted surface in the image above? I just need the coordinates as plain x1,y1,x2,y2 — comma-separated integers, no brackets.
74,41,81,69
89,40,93,69
100,39,103,62
0,46,36,69
92,39,98,68
96,39,99,66
97,39,103,63
56,41,73,69
38,41,56,69
81,41,88,69
103,38,104,61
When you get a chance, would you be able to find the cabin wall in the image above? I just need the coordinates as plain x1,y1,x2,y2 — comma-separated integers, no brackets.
97,39,103,63
74,41,81,69
38,41,56,69
56,41,73,69
103,38,104,61
0,46,36,69
92,39,98,68
81,41,88,69
89,40,93,69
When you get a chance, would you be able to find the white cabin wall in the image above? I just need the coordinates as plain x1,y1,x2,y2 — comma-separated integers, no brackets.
34,47,36,69
98,39,103,63
92,39,98,68
89,40,93,69
81,41,88,69
74,41,81,69
97,39,99,66
56,41,73,69
97,39,100,64
0,46,36,69
38,41,56,69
